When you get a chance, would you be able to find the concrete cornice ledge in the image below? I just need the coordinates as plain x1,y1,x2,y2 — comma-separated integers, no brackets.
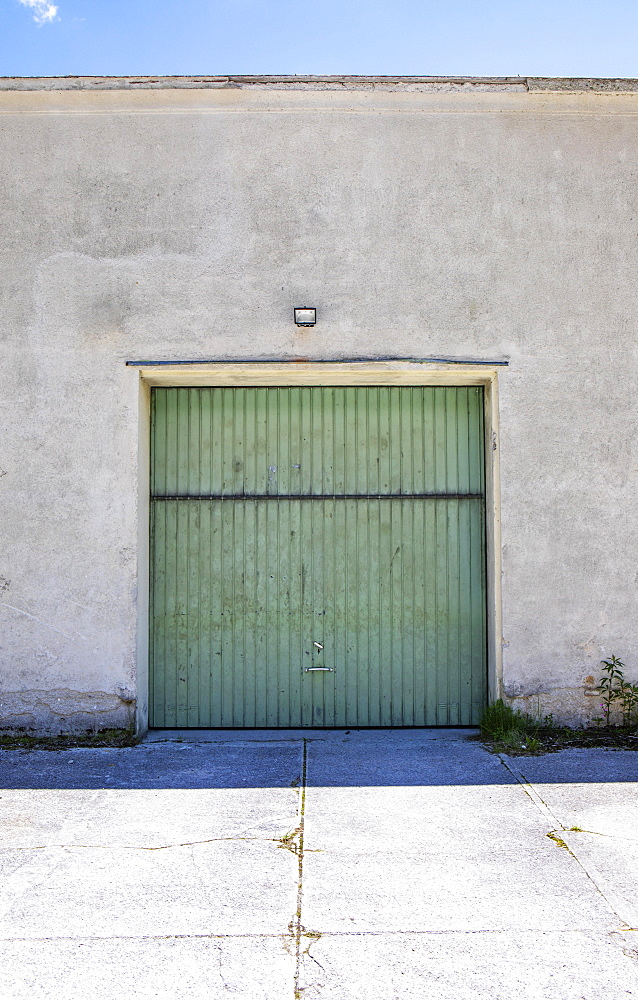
1,75,638,93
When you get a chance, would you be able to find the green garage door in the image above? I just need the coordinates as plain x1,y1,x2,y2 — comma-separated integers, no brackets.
149,386,486,727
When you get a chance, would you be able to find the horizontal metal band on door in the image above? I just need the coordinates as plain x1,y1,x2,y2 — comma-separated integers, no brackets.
151,493,484,501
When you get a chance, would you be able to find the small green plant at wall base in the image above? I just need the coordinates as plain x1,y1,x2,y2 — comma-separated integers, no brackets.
619,679,638,728
599,655,626,725
480,699,529,740
479,700,542,753
597,656,638,728
478,692,638,755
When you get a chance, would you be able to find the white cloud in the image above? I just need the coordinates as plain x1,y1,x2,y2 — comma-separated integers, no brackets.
17,0,59,24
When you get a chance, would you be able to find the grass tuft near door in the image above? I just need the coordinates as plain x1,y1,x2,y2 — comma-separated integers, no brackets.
149,386,486,727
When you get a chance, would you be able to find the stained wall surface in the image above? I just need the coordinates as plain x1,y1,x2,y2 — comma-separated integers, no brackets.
1,82,637,730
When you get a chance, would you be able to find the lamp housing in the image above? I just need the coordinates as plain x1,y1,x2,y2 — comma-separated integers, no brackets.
294,307,316,327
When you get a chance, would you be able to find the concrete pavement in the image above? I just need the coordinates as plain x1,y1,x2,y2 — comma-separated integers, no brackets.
0,729,637,998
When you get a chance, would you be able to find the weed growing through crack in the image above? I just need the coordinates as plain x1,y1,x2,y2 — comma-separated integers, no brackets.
278,827,302,854
547,832,570,850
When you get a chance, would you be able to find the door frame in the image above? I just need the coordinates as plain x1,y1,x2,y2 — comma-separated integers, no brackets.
133,361,503,733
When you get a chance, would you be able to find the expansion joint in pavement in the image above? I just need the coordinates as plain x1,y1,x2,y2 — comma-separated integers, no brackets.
293,737,312,999
498,753,638,932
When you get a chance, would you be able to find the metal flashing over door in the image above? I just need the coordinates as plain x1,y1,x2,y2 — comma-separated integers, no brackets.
149,386,487,727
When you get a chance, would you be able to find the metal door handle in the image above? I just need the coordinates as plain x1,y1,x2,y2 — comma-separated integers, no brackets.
305,667,334,672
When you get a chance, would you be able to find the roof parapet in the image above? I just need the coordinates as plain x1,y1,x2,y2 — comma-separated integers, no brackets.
1,75,638,93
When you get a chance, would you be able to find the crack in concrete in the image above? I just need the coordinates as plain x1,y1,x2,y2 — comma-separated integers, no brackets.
1,837,289,851
214,939,231,991
301,941,326,995
499,753,638,934
497,753,565,829
0,927,630,943
300,927,325,991
561,825,638,844
553,827,638,844
0,932,293,942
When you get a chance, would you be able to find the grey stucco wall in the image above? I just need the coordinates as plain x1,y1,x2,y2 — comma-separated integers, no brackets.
1,84,637,731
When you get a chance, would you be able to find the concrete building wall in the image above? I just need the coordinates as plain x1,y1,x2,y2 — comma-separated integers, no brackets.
1,80,637,731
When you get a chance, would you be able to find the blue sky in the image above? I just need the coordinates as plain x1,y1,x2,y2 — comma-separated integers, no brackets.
1,0,637,78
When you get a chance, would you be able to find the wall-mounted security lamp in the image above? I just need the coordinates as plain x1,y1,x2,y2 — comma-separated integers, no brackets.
294,307,316,327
